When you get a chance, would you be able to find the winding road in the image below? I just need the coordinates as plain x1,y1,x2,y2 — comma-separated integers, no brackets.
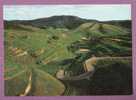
58,56,131,81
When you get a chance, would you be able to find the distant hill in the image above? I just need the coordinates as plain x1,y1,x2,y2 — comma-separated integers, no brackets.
4,15,93,29
4,15,131,30
103,20,131,29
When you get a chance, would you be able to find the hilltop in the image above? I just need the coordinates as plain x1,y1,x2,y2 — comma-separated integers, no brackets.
4,15,131,29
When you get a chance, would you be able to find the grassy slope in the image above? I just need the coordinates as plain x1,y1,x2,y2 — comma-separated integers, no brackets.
4,21,132,95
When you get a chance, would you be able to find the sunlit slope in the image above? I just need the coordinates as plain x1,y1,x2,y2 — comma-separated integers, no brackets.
76,22,129,36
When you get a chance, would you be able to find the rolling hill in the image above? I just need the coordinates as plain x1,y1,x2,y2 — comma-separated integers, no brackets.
4,15,95,29
4,15,132,96
4,15,131,29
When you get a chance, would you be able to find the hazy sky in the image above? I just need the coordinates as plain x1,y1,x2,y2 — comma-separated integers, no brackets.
3,5,131,21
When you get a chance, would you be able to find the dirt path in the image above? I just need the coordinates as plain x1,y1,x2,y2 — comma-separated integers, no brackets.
59,56,131,81
20,72,32,96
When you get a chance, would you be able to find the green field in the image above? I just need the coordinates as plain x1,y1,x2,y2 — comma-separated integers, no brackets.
4,16,132,96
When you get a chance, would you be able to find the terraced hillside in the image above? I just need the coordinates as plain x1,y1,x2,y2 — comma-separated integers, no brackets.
4,16,132,96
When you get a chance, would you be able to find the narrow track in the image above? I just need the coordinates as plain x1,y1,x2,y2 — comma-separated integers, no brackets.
59,56,132,81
